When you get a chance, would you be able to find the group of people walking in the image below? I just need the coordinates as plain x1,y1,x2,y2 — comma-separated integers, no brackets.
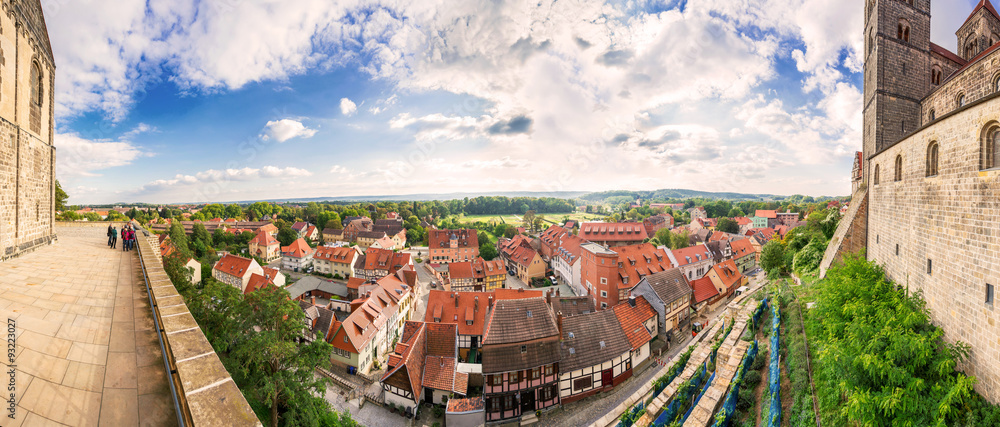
107,223,137,251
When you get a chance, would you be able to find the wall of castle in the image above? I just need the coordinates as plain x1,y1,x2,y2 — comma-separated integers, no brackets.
922,48,1000,126
868,95,1000,402
0,1,56,261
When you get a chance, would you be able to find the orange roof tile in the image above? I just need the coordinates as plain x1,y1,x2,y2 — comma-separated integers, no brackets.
612,296,656,350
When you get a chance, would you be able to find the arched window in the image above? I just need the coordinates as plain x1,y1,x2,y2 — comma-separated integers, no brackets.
894,155,903,181
29,62,42,106
929,109,936,121
958,93,967,108
898,19,911,42
966,35,980,59
926,141,939,176
874,164,880,185
931,65,942,85
993,73,1000,93
981,122,1000,170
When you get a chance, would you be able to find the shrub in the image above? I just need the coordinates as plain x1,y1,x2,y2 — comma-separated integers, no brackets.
742,370,762,389
433,406,444,418
751,355,766,371
736,388,754,411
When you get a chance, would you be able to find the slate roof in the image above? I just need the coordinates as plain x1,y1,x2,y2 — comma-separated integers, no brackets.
483,298,557,345
285,276,349,300
559,309,632,372
482,297,560,374
551,296,595,317
641,268,692,304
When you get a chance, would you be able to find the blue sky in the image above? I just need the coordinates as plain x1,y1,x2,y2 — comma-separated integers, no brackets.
46,0,979,204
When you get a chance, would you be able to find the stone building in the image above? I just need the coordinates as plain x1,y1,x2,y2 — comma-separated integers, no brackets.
0,0,56,261
824,0,1000,402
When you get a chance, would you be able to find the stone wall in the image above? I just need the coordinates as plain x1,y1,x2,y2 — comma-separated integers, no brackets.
868,93,1000,402
923,47,1000,126
1,118,54,261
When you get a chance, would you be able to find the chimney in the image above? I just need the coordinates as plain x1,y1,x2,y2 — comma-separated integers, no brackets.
557,311,564,338
474,296,479,314
454,293,460,307
546,289,552,305
488,295,494,310
555,288,560,297
517,288,524,293
628,295,636,308
311,296,316,306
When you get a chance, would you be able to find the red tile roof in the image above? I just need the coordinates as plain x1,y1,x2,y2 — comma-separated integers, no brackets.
447,397,484,414
281,238,314,258
611,243,673,289
499,235,533,258
249,230,278,246
612,296,656,350
730,238,756,258
346,277,366,290
428,229,478,250
754,210,777,219
578,222,648,242
472,257,505,279
555,233,586,265
448,261,475,280
493,288,545,300
313,246,357,264
244,273,277,294
213,254,255,276
691,277,719,303
711,260,743,292
362,248,411,274
670,244,712,267
733,217,752,225
508,245,539,268
425,290,490,336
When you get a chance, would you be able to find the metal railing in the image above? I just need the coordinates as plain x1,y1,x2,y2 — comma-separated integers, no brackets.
133,221,190,427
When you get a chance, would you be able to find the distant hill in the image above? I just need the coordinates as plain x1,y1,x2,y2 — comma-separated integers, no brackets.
223,191,590,204
579,188,839,203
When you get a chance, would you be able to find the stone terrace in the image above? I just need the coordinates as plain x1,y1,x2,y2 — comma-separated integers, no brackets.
0,225,175,426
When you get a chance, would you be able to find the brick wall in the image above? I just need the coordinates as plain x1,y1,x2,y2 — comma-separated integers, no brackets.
1,120,54,260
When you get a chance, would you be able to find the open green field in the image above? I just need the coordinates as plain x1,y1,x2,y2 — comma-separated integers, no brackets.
453,212,607,225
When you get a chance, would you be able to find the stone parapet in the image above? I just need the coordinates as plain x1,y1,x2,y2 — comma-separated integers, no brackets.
134,225,262,426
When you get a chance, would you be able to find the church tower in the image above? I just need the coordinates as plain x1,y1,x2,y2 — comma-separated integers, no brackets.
862,0,931,181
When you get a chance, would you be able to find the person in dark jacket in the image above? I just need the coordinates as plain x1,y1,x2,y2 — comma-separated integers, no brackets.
107,224,114,247
110,226,118,249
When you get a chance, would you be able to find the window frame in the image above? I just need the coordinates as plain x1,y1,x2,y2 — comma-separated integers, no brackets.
894,155,903,182
982,122,1000,170
926,141,939,177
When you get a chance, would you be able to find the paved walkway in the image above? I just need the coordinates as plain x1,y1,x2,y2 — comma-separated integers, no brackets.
0,225,175,426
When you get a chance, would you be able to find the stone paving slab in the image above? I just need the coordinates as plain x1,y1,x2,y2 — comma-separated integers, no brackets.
0,226,177,426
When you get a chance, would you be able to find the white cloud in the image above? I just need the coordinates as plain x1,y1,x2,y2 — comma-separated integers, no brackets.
137,165,313,192
340,97,358,116
55,133,147,177
260,119,317,142
330,165,350,174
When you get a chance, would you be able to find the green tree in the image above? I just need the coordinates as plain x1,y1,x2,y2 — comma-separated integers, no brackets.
225,204,243,220
716,218,738,234
168,222,194,259
653,228,672,246
231,286,335,427
84,212,102,222
277,226,298,246
192,223,213,247
480,242,498,261
813,254,978,426
727,207,745,217
792,238,824,274
522,210,536,231
247,202,274,221
54,180,68,211
759,240,786,273
670,230,690,250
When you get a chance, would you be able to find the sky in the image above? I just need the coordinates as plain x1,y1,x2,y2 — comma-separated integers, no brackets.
46,0,980,205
